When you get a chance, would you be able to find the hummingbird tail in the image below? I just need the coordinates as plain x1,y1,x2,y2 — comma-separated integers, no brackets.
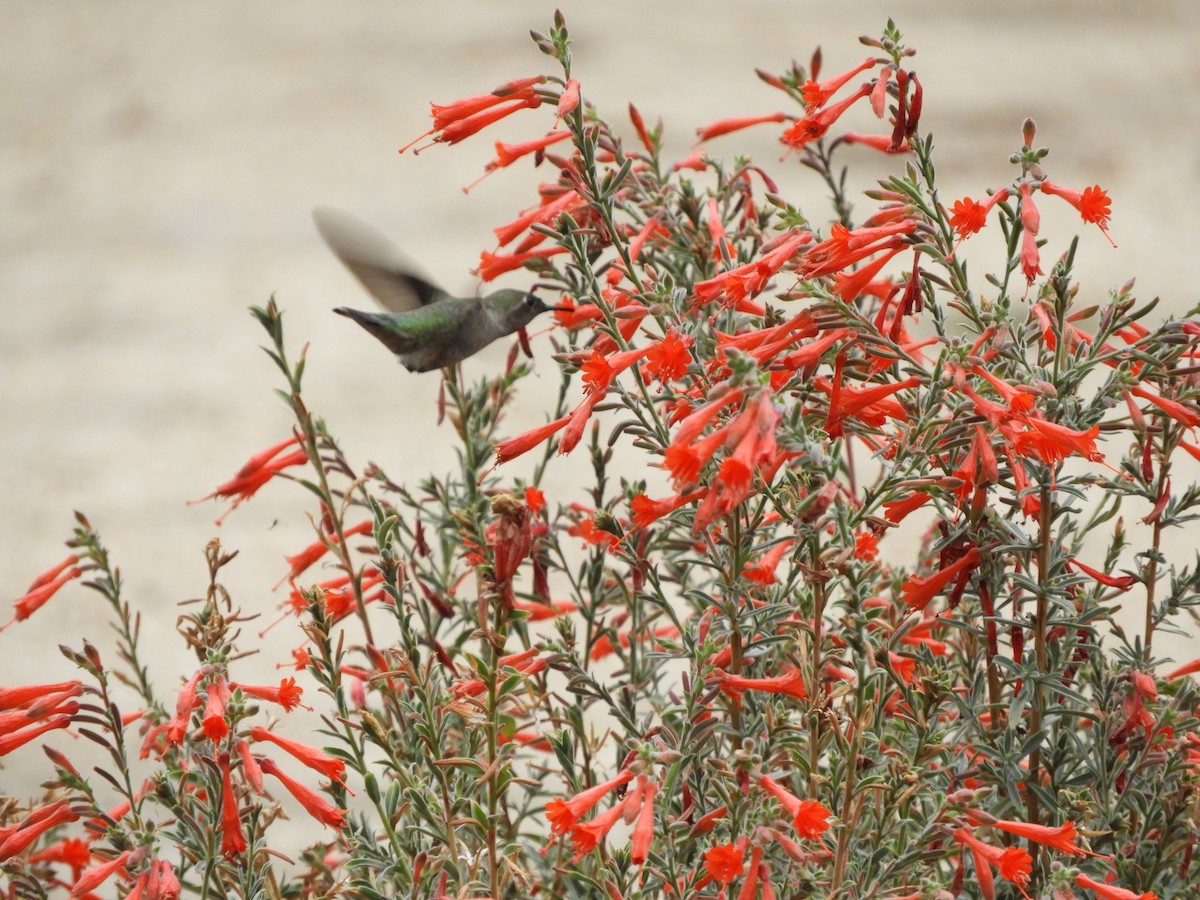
333,307,418,356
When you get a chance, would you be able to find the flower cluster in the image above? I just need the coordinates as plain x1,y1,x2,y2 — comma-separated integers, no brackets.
5,14,1200,900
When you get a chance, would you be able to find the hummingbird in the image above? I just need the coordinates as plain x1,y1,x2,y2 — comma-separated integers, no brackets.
313,208,565,373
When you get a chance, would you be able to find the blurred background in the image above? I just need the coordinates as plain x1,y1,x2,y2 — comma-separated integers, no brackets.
3,0,1199,794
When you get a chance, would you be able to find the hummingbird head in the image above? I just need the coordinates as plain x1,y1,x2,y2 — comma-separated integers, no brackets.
485,289,569,333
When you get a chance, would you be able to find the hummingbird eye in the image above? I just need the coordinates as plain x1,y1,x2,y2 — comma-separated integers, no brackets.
524,293,539,307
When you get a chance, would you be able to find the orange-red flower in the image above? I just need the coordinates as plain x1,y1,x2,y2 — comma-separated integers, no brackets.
250,725,347,786
69,849,133,898
628,776,658,865
476,246,568,282
801,57,877,109
1018,182,1042,283
581,346,651,394
0,800,78,861
1074,872,1156,900
1039,179,1115,246
792,799,832,841
900,546,981,611
556,79,580,120
781,82,873,150
953,826,1032,897
218,752,247,857
545,769,634,839
278,520,373,586
704,842,746,885
714,667,807,702
980,815,1097,857
191,436,308,525
1014,418,1102,466
642,329,693,384
1067,557,1138,591
201,677,230,743
630,489,706,529
232,677,307,712
567,802,624,861
948,188,1010,246
259,757,347,830
8,558,84,626
695,112,789,142
743,538,794,585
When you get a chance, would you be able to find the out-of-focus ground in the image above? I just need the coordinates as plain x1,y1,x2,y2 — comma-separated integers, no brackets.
3,0,1199,835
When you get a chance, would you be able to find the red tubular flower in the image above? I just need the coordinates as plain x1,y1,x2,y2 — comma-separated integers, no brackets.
900,546,981,611
758,774,803,819
556,79,580,120
630,490,706,529
431,94,542,148
278,520,373,586
488,494,534,590
1129,385,1200,428
237,740,263,794
948,188,1011,252
567,802,624,861
258,757,347,830
493,189,582,247
250,725,347,786
801,57,877,109
476,246,568,282
983,816,1099,857
642,329,693,384
781,82,873,151
28,837,90,881
558,390,605,456
494,414,572,465
218,753,247,857
0,801,78,861
0,713,70,757
839,132,911,153
1067,557,1138,591
1039,179,1115,246
581,346,651,394
9,563,84,625
695,112,789,142
201,677,230,743
801,220,916,278
792,799,832,841
0,680,81,712
821,373,921,437
1018,182,1042,283
692,231,811,309
232,677,307,712
714,667,807,702
1014,419,1102,465
831,245,906,301
705,842,746,885
629,776,658,864
166,669,203,744
735,845,766,900
953,827,1032,896
69,849,133,897
545,769,635,840
882,491,931,524
743,538,795,585
191,437,308,525
1074,872,1156,900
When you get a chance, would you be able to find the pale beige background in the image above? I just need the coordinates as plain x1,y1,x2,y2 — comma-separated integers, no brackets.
3,0,1199,808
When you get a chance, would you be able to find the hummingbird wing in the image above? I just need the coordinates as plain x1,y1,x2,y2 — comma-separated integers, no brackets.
313,207,446,313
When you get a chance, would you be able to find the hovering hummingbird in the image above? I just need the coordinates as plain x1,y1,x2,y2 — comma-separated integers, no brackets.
313,208,564,373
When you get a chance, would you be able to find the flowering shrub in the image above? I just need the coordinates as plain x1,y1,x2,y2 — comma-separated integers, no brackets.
6,13,1200,900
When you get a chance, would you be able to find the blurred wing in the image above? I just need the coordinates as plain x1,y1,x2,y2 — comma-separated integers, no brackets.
313,207,445,313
